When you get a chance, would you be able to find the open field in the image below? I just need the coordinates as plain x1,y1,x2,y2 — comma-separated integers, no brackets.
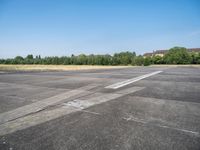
0,66,200,150
0,64,132,71
0,64,200,72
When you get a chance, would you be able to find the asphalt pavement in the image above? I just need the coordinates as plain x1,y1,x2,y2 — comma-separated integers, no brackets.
0,66,200,150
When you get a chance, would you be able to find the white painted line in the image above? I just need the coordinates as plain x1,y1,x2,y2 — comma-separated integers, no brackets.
80,110,101,115
0,86,145,136
105,71,163,89
0,93,122,136
0,84,98,125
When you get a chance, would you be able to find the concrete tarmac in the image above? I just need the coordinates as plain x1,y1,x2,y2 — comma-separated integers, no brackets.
0,66,200,150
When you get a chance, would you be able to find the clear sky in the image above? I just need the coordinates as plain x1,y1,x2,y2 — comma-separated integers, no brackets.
0,0,200,58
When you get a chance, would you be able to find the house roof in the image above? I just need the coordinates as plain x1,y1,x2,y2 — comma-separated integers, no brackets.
143,53,153,56
187,48,200,53
153,50,168,54
143,48,200,56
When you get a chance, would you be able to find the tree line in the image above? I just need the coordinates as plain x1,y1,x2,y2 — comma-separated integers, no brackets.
0,47,200,66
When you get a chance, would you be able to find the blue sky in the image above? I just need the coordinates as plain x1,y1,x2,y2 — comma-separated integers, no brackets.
0,0,200,58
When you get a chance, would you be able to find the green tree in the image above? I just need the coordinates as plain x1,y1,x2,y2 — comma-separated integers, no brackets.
25,54,34,64
113,51,136,65
14,56,24,64
77,54,87,65
190,52,200,64
26,54,33,60
87,54,95,65
163,47,191,64
151,56,163,64
135,55,144,66
0,59,5,64
144,56,151,66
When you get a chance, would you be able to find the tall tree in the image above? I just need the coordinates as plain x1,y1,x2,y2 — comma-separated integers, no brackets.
164,47,191,64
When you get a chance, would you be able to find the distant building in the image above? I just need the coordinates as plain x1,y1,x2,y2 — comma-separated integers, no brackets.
143,48,200,57
187,48,200,53
153,50,168,57
143,52,153,57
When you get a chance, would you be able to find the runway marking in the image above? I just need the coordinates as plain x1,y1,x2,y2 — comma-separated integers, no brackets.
63,103,101,115
0,84,98,125
0,93,122,136
80,110,101,115
105,71,163,89
0,87,144,136
114,86,145,94
0,106,78,136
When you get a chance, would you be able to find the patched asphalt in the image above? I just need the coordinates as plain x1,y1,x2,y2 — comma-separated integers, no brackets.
0,66,200,150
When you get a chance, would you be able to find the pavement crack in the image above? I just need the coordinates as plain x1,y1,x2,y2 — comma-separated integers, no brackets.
123,116,200,137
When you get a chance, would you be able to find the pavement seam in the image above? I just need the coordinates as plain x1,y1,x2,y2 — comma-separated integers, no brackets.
0,86,144,136
123,116,199,137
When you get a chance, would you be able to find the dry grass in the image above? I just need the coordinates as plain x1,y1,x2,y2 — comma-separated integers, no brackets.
0,64,132,71
1,64,199,72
